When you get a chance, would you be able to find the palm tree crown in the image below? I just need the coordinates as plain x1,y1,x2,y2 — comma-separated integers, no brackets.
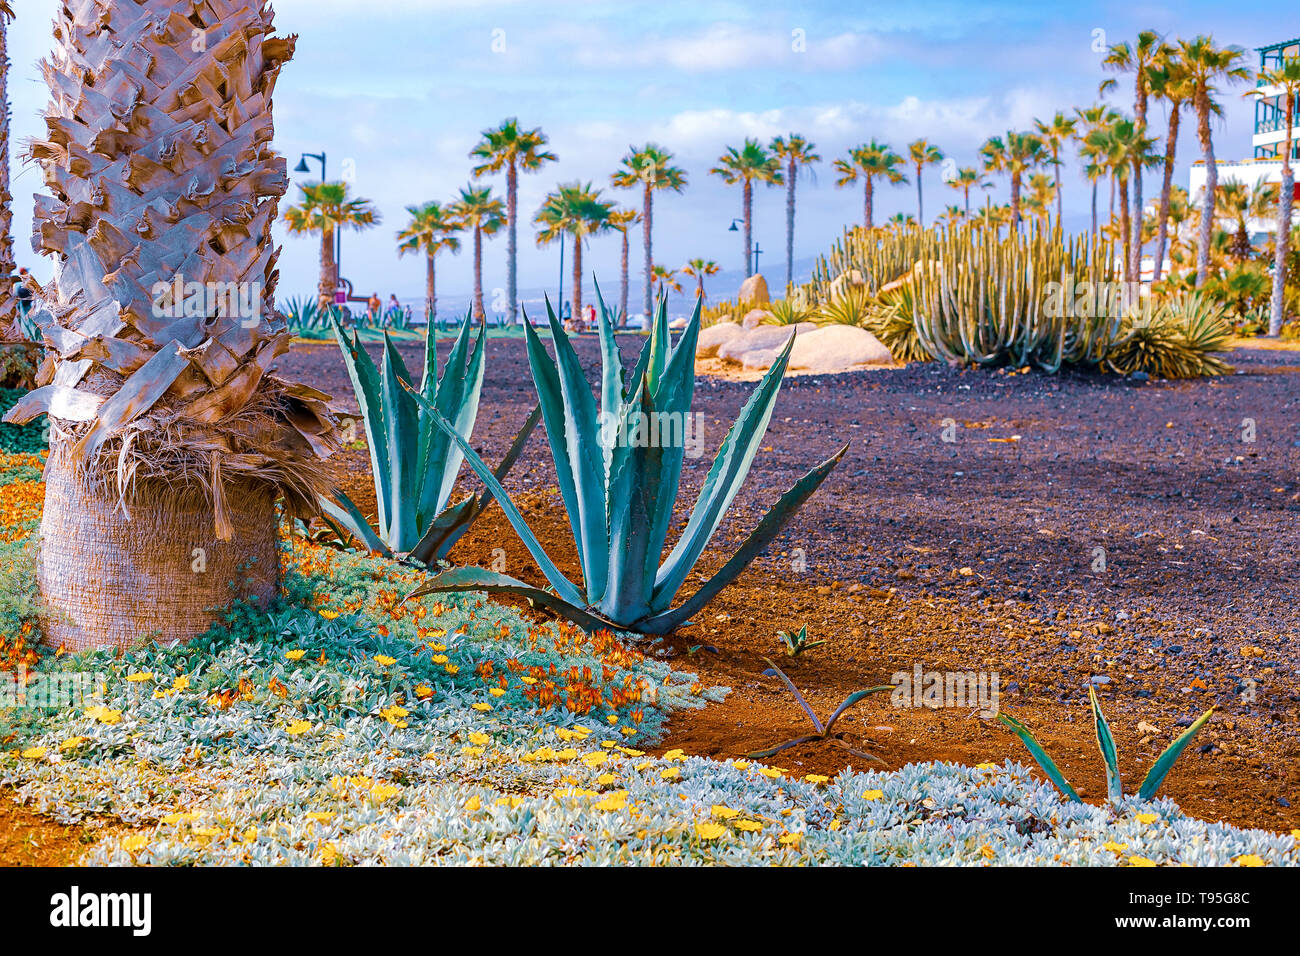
770,133,820,290
711,138,783,278
906,138,944,224
611,144,687,320
451,184,505,324
396,201,463,322
834,140,907,230
980,131,1050,228
535,181,613,319
283,181,381,306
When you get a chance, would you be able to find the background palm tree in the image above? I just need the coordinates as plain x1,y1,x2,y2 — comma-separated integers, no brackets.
980,131,1050,229
681,258,720,302
1102,31,1172,279
1250,59,1300,335
939,205,965,227
1180,35,1251,286
886,212,918,230
711,138,783,278
906,139,944,224
8,0,338,646
1024,173,1057,225
0,1,16,338
1075,105,1122,236
534,181,612,320
451,184,505,325
606,206,640,325
650,264,683,296
1033,112,1078,223
1148,51,1195,281
396,201,463,323
833,140,907,229
948,166,986,217
470,119,557,325
611,144,687,321
283,182,381,307
770,134,820,291
1087,117,1161,281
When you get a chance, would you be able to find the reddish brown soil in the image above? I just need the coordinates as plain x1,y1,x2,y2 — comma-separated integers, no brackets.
0,791,105,865
276,335,1300,833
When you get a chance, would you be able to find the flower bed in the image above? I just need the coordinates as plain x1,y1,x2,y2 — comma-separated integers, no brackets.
0,452,1296,865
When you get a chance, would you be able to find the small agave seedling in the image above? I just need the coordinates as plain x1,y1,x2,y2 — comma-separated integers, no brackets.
778,624,824,657
320,313,539,565
403,285,847,634
998,686,1214,803
749,659,891,762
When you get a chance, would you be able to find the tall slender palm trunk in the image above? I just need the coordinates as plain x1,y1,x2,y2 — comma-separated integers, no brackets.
318,226,336,308
572,236,584,319
425,253,437,322
1195,95,1218,287
784,159,796,290
472,225,486,325
1269,97,1295,336
915,174,924,224
618,230,629,326
864,178,874,229
1010,173,1022,229
1119,178,1133,283
743,180,753,277
1132,87,1149,282
1091,179,1098,238
963,186,971,217
506,161,518,324
1153,106,1182,282
1053,148,1064,224
641,185,653,320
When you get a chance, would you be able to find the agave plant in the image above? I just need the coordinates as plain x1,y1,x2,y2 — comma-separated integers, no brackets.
816,286,873,326
749,659,890,761
764,298,813,325
864,281,931,363
778,624,825,656
403,286,847,634
1104,293,1233,379
999,686,1214,803
320,314,539,565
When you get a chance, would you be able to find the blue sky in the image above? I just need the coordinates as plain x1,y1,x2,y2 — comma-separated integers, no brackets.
3,0,1284,312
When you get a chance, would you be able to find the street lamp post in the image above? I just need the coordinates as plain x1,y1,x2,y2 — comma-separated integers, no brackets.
727,218,745,276
293,151,342,298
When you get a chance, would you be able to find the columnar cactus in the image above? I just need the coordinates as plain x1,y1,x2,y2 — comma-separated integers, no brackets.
4,0,338,648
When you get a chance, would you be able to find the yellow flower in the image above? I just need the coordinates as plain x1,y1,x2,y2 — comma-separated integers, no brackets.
635,760,654,771
445,664,460,675
20,746,46,760
695,822,727,840
804,774,829,785
191,826,222,838
594,792,628,812
285,720,312,736
125,672,152,683
779,833,802,846
1292,829,1300,840
1135,813,1160,825
470,701,490,712
415,685,434,699
461,746,485,757
464,795,482,812
980,844,996,860
58,737,86,752
602,740,616,749
85,705,122,725
370,783,401,801
494,796,524,808
595,773,618,786
285,650,306,661
121,834,149,853
373,655,396,667
1127,855,1158,867
862,789,884,801
660,767,681,780
171,675,190,692
319,609,340,620
489,688,506,697
520,675,538,685
582,752,609,768
306,811,334,823
663,748,686,762
468,732,490,746
757,767,782,779
711,805,740,820
975,762,998,771
1235,854,1265,867
1102,841,1128,853
161,812,197,825
731,760,749,770
618,747,645,757
431,654,449,664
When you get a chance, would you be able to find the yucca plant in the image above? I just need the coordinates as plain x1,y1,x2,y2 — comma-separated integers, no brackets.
764,298,813,325
817,286,873,326
749,659,890,761
999,686,1214,803
321,314,539,565
864,281,931,363
778,624,824,657
404,286,847,634
1104,293,1233,379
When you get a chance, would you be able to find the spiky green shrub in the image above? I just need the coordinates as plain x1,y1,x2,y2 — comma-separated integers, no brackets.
406,289,847,634
1104,294,1234,379
1000,687,1214,804
816,286,873,326
910,223,1121,372
764,298,813,325
320,314,538,565
863,281,931,363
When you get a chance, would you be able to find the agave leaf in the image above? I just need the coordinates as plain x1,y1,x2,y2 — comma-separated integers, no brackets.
746,735,822,759
407,496,479,566
652,332,798,609
380,332,421,550
640,443,848,634
761,658,824,735
404,566,619,634
1137,707,1214,802
592,279,624,457
645,295,671,391
333,315,391,534
997,713,1082,802
424,316,485,519
602,377,666,623
403,382,587,608
537,300,609,603
824,685,894,735
317,490,391,558
1089,686,1123,804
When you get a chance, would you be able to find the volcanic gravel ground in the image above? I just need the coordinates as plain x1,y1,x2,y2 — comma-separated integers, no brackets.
275,334,1300,832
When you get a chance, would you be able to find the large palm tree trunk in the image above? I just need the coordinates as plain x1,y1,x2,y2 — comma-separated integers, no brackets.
618,230,629,327
318,226,336,308
0,6,16,335
473,225,485,325
1119,178,1133,283
1053,148,1063,224
641,185,653,320
506,161,518,324
1270,100,1294,337
1195,96,1217,287
1010,172,1022,229
915,167,924,224
743,180,753,278
1132,93,1149,283
1153,107,1181,282
425,252,437,322
8,0,338,648
572,236,584,320
864,178,874,229
784,162,796,291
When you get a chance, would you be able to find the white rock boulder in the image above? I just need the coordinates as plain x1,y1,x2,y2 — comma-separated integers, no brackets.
716,322,817,364
741,308,772,329
696,320,742,357
737,273,770,306
787,325,894,371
